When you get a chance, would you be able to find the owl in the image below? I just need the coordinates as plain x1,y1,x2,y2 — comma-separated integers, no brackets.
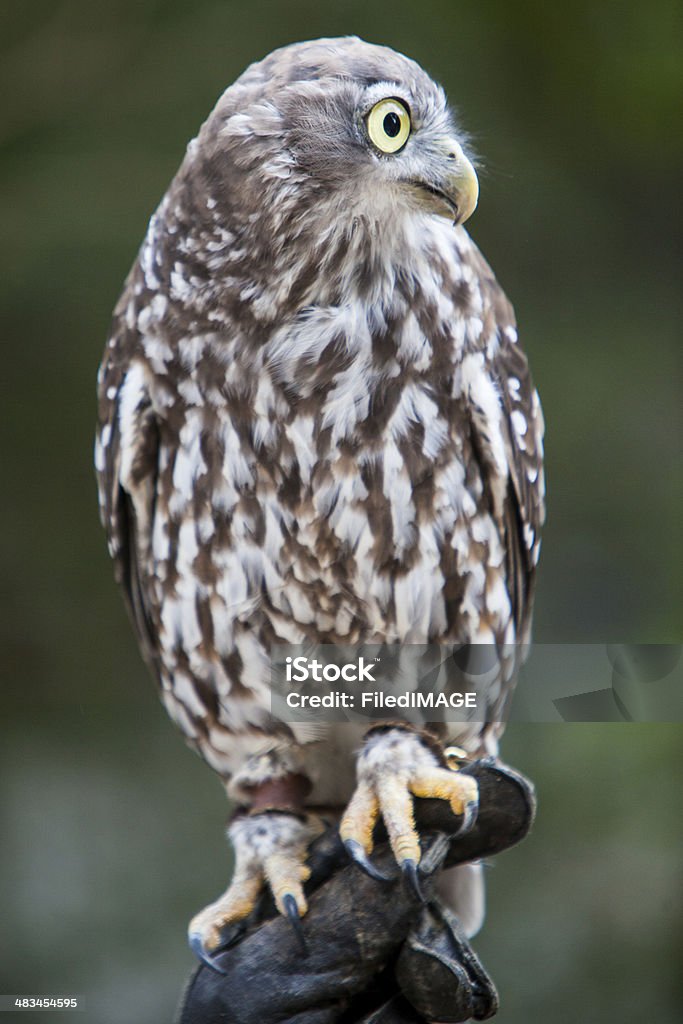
95,37,545,967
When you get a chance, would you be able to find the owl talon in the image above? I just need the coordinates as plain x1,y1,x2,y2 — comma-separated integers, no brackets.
401,858,426,903
282,892,308,954
451,795,478,838
343,839,393,882
340,727,480,881
188,810,322,966
188,933,228,976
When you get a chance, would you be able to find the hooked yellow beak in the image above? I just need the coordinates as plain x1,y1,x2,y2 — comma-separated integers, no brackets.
441,139,479,225
412,138,479,225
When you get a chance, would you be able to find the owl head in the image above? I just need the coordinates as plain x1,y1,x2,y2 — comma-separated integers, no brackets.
149,38,478,320
187,38,476,233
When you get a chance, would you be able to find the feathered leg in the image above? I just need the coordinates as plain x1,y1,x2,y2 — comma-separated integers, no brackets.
188,747,323,967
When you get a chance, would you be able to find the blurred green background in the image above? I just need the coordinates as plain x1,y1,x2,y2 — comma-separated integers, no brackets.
1,1,681,1021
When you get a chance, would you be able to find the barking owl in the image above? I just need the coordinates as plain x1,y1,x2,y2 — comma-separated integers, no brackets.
95,37,545,966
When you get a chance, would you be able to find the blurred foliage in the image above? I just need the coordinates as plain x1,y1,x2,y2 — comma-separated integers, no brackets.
0,2,681,1022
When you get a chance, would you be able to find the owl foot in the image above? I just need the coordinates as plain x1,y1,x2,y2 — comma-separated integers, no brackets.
340,725,478,898
188,809,323,971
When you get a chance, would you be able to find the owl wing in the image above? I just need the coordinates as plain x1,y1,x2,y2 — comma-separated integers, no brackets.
497,323,544,638
458,246,546,641
95,305,161,676
494,319,545,638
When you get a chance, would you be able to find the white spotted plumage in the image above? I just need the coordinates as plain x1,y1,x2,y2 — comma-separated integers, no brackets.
96,36,545,930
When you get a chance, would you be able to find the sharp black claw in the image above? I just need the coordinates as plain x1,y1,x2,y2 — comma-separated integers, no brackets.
343,839,393,882
420,832,451,877
282,893,307,955
453,798,479,838
189,933,228,975
401,859,426,903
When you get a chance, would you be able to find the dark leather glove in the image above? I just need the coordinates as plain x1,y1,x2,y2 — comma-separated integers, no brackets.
176,759,534,1024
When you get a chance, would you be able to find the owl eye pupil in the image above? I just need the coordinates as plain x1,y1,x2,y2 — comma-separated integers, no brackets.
383,112,401,138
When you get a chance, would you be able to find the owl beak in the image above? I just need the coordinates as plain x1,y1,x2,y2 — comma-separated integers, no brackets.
438,139,479,225
409,140,479,225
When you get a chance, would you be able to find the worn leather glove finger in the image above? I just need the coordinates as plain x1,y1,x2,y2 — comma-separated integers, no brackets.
396,902,498,1022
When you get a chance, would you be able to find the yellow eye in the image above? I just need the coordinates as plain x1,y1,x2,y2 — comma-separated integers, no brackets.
366,98,411,154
